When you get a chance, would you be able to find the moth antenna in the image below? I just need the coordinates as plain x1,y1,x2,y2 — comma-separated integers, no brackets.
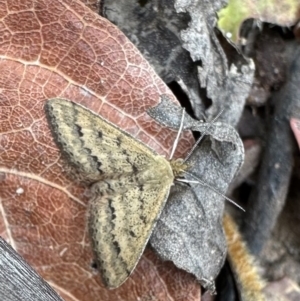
184,109,225,163
177,172,245,212
169,107,185,160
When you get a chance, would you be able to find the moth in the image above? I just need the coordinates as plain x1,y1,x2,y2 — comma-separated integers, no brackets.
45,98,189,289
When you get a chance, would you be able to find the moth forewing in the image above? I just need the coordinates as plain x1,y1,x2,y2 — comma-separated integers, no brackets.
45,98,187,289
88,162,174,288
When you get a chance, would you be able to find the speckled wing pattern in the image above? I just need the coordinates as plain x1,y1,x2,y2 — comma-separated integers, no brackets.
45,98,175,288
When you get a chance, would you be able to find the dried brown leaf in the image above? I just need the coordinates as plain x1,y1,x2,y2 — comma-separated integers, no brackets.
0,1,199,300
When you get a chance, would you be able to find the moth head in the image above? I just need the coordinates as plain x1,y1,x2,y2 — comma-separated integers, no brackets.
170,158,189,178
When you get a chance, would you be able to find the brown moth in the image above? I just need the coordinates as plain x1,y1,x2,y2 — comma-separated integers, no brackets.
45,98,188,289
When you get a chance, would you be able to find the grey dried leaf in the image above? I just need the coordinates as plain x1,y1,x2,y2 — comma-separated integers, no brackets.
101,0,254,123
0,238,64,301
148,97,244,291
175,0,255,124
